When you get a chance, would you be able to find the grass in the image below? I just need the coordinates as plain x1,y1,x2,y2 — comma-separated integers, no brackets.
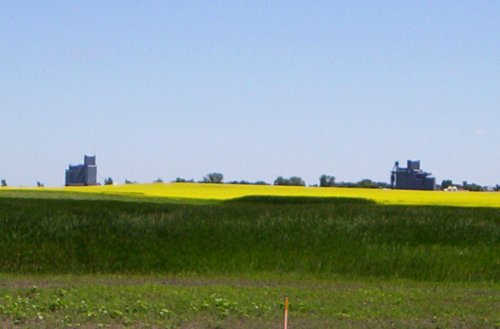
0,275,498,328
0,191,498,327
2,182,500,207
0,195,497,281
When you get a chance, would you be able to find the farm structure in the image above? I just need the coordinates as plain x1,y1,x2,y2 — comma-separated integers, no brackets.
391,160,436,190
65,155,98,186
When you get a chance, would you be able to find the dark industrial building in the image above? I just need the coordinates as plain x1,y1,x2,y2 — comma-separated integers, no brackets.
391,160,436,190
65,155,98,186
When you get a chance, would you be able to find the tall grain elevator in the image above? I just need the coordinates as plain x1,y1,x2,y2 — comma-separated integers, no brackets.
65,155,98,186
390,160,436,190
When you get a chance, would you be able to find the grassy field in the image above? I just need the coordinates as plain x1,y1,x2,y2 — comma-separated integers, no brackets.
3,182,500,207
1,275,498,329
0,188,498,328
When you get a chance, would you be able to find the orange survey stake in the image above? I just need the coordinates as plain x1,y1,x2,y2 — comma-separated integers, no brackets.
284,296,289,329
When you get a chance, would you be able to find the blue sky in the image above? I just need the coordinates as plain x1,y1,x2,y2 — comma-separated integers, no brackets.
1,1,499,186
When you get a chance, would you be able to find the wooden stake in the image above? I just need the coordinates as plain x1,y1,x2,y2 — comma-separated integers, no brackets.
284,296,289,329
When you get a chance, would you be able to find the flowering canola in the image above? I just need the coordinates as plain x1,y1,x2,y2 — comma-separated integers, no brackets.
29,183,500,208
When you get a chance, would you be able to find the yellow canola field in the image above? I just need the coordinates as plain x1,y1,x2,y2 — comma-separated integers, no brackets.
38,183,500,207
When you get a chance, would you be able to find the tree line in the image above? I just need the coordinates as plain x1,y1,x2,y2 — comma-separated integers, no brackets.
440,179,498,192
1,175,497,191
112,175,497,191
110,173,394,189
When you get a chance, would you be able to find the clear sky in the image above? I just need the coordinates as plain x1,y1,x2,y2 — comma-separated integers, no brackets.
1,1,499,187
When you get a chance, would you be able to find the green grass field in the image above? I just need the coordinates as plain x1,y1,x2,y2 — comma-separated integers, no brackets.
1,275,498,329
0,189,498,328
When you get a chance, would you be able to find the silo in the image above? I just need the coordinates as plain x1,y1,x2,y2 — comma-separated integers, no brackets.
84,155,96,166
407,160,420,171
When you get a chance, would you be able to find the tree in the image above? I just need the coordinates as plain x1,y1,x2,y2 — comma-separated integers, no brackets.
274,176,305,186
335,181,357,188
36,181,44,187
463,182,483,192
104,177,114,185
357,179,378,188
154,178,163,183
125,179,136,184
319,175,335,187
374,181,391,189
1,179,7,187
289,176,305,186
335,180,390,189
274,176,287,186
495,184,500,192
203,173,223,184
174,177,194,183
441,179,453,189
227,180,251,185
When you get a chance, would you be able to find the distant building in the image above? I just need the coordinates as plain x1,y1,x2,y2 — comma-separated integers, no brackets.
65,155,98,186
391,160,436,190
